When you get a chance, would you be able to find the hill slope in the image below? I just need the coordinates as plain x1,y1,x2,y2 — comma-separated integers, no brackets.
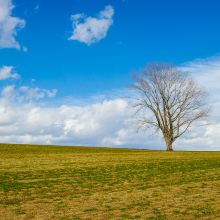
1,144,220,219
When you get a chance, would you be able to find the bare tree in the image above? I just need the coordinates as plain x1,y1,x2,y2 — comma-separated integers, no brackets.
131,63,209,151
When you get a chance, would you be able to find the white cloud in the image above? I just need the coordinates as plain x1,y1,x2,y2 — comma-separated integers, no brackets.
1,85,15,98
18,86,57,101
0,66,20,80
0,85,57,102
69,5,114,45
0,0,25,49
0,97,134,146
0,66,57,102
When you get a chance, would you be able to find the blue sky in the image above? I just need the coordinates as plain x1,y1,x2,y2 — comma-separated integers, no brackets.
0,0,220,149
1,0,220,98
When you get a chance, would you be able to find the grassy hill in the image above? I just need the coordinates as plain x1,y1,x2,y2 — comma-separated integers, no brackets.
1,144,220,219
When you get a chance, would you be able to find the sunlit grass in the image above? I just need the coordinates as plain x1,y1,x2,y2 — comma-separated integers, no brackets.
1,144,220,219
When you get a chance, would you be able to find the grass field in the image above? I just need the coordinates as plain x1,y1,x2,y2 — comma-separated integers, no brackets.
1,144,220,219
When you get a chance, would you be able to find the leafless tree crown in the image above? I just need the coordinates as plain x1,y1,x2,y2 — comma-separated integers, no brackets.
131,63,208,150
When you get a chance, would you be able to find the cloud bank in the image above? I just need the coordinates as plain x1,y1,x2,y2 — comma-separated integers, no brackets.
0,56,220,150
0,0,25,49
69,5,114,45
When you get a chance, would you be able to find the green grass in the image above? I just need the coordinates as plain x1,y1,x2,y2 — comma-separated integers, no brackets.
0,144,220,219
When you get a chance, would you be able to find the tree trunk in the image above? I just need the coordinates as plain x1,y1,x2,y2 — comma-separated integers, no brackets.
165,138,173,151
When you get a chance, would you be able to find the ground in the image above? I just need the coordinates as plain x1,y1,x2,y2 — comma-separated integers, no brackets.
0,144,220,220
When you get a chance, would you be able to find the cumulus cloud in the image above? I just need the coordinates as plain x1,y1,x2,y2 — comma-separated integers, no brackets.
0,98,133,146
0,66,20,80
1,85,57,102
0,56,220,150
0,66,56,102
0,0,25,49
69,5,114,45
18,86,57,101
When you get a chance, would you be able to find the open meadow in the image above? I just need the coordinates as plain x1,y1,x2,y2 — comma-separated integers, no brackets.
1,144,220,219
